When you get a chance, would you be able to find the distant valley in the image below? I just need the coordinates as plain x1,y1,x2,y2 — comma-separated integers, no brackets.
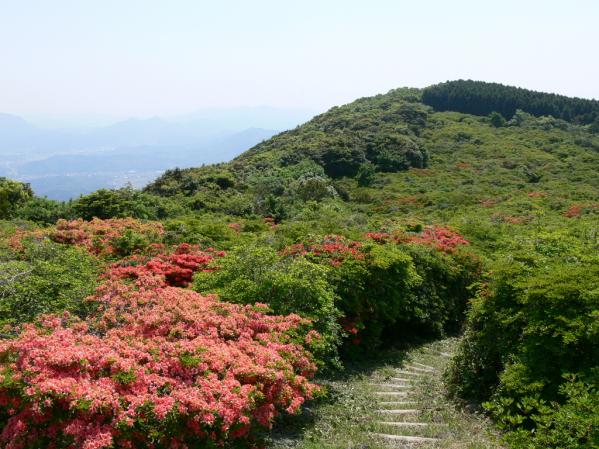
0,107,314,199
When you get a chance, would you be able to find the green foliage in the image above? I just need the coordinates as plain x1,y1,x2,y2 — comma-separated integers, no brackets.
14,197,71,224
446,233,599,448
334,244,421,347
0,178,33,219
423,79,599,124
194,244,342,367
355,163,376,187
498,378,599,449
328,243,480,352
109,229,150,258
162,214,259,248
73,186,184,220
488,111,506,128
0,241,100,327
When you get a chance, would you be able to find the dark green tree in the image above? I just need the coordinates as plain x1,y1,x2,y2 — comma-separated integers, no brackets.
0,178,33,219
356,163,376,187
489,111,506,128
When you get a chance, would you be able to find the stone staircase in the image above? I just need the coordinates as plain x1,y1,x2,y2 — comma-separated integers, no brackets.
368,351,453,447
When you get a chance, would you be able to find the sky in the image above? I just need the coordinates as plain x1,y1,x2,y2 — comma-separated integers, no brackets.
1,0,598,119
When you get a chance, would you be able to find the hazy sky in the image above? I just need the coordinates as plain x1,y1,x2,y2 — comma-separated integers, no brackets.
1,0,598,117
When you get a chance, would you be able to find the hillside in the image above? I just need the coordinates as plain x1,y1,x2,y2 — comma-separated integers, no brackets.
1,82,598,449
144,83,599,238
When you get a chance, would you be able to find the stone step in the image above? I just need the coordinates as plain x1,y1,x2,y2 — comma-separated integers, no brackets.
373,391,409,397
388,377,413,383
394,370,424,376
378,401,418,406
412,362,436,371
376,409,420,415
377,421,429,427
403,366,435,373
371,433,439,443
439,352,452,357
369,383,412,389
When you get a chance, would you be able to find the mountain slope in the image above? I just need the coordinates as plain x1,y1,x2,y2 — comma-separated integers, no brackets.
145,84,599,231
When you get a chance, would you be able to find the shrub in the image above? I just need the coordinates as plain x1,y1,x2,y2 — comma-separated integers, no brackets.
108,243,224,288
194,244,341,367
13,197,71,224
356,163,376,187
0,241,100,327
0,178,32,219
48,218,164,258
332,243,421,348
281,231,479,352
446,243,599,449
72,186,184,220
489,111,507,128
0,276,318,449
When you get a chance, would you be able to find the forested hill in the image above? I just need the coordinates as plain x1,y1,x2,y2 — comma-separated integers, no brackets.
141,81,599,223
144,87,429,196
422,79,599,124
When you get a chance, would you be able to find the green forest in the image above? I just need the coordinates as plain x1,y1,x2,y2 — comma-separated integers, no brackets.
0,81,598,449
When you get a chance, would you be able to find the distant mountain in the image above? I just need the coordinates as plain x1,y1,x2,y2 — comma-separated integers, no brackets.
0,113,34,133
0,106,314,199
0,107,314,156
17,127,278,200
82,117,229,149
0,113,71,155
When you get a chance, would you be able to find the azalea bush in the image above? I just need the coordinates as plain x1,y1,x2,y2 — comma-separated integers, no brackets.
0,274,319,449
365,225,470,253
49,218,164,258
108,243,225,288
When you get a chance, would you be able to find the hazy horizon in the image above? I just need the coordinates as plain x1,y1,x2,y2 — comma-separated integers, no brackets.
2,0,598,119
15,105,319,131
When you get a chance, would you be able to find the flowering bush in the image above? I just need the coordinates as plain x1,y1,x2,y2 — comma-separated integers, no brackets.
366,226,469,254
527,191,547,198
0,276,318,449
49,218,164,257
408,226,469,253
108,243,225,288
563,203,599,218
478,198,497,207
281,235,363,267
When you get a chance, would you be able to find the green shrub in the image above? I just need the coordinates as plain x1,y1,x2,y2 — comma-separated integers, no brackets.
13,197,72,224
73,186,184,220
194,244,342,367
0,241,100,327
0,178,33,219
332,244,421,348
447,239,599,449
489,111,507,128
356,163,376,187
